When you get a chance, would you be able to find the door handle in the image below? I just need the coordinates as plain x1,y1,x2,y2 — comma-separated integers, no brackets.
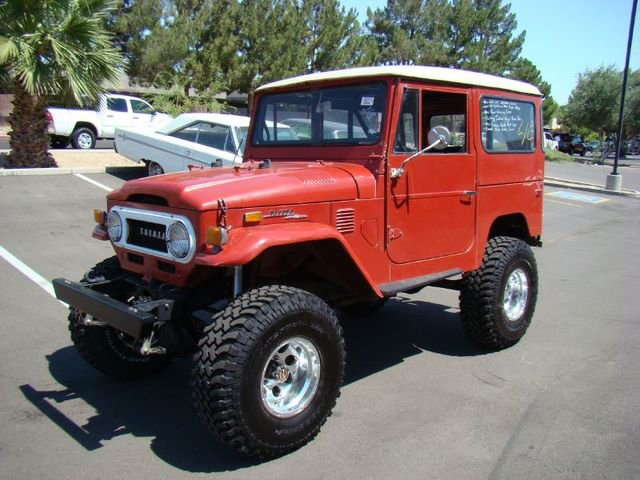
106,114,114,118
132,116,139,119
463,191,477,196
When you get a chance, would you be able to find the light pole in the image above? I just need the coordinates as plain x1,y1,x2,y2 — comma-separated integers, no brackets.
608,0,638,191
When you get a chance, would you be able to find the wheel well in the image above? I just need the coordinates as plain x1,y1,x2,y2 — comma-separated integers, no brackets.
488,214,537,245
244,239,376,305
73,122,97,137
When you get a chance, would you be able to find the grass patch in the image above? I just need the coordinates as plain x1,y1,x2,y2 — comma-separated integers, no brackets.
545,149,575,163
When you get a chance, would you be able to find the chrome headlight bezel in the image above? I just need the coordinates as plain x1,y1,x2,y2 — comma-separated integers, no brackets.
167,221,191,259
107,209,122,242
107,206,197,264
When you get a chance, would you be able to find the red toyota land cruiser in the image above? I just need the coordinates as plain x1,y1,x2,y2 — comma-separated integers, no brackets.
54,66,543,459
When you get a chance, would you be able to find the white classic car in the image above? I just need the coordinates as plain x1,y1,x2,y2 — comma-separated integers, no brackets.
544,131,559,151
115,113,252,176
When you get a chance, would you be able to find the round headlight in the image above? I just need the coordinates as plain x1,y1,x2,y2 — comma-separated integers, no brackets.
167,222,191,258
107,210,122,242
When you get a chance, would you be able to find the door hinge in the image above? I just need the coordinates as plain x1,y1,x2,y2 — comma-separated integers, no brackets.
387,226,403,242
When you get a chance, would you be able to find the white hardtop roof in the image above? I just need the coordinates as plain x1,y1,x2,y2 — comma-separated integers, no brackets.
257,65,542,96
157,112,250,133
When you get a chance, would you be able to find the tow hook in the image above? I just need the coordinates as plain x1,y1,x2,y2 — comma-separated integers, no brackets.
79,314,106,327
140,331,166,356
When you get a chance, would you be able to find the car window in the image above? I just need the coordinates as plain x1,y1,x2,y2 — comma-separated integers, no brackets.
197,123,234,152
169,122,236,152
253,82,387,145
106,97,128,113
169,123,202,143
394,89,419,153
130,99,154,114
424,91,467,153
480,97,535,152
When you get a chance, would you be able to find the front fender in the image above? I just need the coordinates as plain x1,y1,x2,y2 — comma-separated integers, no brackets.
194,222,382,296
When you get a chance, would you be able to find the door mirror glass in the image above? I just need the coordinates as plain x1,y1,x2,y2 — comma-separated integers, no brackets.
427,125,451,150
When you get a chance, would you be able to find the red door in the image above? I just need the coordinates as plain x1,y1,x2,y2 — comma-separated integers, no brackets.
386,84,476,264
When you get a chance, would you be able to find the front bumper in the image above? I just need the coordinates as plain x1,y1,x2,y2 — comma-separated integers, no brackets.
53,278,156,338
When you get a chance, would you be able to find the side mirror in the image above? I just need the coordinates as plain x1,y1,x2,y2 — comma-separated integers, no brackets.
427,125,451,150
391,126,452,179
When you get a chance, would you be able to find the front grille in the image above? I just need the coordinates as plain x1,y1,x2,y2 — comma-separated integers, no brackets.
127,219,168,252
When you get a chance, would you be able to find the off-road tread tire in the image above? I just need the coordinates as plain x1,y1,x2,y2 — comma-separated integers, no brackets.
68,256,169,380
459,236,538,351
191,285,345,459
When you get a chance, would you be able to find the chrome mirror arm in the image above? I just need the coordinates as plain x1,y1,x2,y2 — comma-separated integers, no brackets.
390,135,447,179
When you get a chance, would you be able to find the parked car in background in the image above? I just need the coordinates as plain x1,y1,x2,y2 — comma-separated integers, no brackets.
543,131,558,151
557,134,586,156
585,140,600,152
47,94,170,149
281,118,366,140
115,113,298,176
116,113,249,176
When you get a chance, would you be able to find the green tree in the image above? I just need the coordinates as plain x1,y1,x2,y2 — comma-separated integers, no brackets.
508,58,557,125
367,0,525,72
366,0,446,65
564,66,622,160
301,0,374,73
0,0,123,167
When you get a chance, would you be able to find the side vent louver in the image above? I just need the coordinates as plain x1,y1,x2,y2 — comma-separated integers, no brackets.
336,208,355,234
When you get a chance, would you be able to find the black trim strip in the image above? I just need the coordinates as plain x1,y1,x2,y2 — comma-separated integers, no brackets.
378,269,463,296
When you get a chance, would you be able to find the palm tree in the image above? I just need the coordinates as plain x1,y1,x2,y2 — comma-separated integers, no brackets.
0,0,124,168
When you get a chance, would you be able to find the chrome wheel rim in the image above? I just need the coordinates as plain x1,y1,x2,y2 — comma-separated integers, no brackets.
148,162,163,176
503,268,529,321
260,336,321,418
77,132,93,149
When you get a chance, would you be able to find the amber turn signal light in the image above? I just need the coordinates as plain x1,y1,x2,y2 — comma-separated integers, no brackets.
94,209,106,224
205,226,228,246
243,211,262,224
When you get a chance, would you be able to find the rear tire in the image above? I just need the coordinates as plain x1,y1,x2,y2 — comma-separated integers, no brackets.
71,127,96,149
192,285,345,458
459,236,538,350
147,161,164,176
68,257,169,380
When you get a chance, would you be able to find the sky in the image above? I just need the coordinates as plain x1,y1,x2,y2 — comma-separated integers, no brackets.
341,0,640,105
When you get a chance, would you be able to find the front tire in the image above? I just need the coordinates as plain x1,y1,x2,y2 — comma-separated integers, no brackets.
68,257,169,379
192,285,345,459
71,127,96,149
459,236,538,350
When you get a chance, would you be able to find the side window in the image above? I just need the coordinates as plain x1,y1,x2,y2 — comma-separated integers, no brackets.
130,99,154,114
422,91,467,153
394,89,419,153
106,97,128,113
169,122,202,143
480,97,535,152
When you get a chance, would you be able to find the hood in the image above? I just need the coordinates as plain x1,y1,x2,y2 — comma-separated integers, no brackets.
109,161,377,210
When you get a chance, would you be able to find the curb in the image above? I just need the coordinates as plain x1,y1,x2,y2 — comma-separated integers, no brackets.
0,165,145,176
544,177,640,199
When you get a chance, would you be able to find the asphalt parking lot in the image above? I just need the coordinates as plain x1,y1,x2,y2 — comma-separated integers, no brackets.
0,171,639,479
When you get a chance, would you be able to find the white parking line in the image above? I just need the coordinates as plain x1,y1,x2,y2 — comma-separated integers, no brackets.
73,173,113,192
0,244,66,305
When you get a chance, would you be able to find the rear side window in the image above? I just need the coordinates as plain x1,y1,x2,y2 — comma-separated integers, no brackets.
480,97,535,152
106,97,128,113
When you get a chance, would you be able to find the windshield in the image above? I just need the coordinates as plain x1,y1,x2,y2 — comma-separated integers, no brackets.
252,82,387,146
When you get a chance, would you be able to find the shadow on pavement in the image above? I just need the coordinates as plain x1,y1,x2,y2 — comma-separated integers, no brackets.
20,296,482,473
106,168,147,182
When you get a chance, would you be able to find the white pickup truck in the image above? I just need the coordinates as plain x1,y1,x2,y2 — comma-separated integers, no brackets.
47,93,171,149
